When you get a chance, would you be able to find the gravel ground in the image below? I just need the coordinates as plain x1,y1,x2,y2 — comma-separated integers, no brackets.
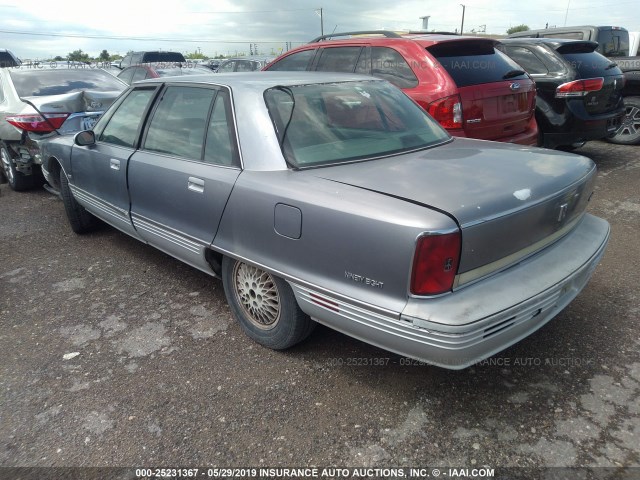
0,141,638,477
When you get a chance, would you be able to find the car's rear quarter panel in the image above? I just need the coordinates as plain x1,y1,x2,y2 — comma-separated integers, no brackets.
212,169,457,314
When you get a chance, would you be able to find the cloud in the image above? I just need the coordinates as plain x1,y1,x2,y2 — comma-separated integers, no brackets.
0,0,636,59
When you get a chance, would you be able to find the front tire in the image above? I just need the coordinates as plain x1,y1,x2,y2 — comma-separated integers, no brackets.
60,168,98,234
222,257,316,350
607,97,640,145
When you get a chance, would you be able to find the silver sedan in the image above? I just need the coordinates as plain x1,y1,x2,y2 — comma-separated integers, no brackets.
41,72,609,369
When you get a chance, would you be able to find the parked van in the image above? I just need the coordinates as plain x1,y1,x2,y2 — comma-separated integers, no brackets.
508,26,629,57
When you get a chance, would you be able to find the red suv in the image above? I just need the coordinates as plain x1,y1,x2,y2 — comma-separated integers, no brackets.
265,31,538,145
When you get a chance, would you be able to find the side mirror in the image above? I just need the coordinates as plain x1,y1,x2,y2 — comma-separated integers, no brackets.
74,130,96,146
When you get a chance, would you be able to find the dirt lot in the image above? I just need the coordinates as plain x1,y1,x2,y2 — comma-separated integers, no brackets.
1,141,639,477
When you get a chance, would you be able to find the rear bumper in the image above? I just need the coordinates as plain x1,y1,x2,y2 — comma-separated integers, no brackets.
291,214,609,369
541,106,626,148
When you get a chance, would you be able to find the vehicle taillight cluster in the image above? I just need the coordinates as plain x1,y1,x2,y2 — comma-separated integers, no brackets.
555,77,604,98
410,231,461,296
425,95,463,129
6,113,70,133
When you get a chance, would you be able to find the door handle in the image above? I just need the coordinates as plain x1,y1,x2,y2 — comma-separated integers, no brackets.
110,159,120,171
188,176,205,193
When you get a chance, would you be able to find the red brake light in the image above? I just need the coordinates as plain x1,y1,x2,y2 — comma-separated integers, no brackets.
5,113,70,133
555,78,604,98
426,95,463,129
411,231,461,296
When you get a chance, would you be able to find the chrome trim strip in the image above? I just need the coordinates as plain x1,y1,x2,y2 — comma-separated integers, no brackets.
454,215,582,288
131,214,204,255
69,185,130,224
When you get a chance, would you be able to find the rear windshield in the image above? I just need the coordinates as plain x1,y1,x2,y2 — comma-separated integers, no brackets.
9,69,126,97
428,41,528,87
596,29,629,57
560,50,620,77
264,81,450,168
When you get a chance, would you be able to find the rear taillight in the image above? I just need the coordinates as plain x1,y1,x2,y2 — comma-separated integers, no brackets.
426,95,463,129
5,113,70,133
410,231,461,296
555,78,604,98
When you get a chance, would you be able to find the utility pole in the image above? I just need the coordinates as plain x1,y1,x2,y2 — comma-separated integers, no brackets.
316,8,324,37
563,0,570,26
460,4,466,35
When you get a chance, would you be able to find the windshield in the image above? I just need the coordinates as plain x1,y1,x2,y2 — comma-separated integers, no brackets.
597,28,629,57
9,68,126,97
264,81,450,168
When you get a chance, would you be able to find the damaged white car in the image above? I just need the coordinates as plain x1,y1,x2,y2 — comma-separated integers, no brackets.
0,65,126,191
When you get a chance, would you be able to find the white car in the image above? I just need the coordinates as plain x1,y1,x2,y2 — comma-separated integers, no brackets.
0,66,126,190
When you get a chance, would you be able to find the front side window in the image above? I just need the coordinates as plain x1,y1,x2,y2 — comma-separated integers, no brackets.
98,88,155,147
144,86,216,159
131,67,148,83
235,60,257,72
266,49,316,71
264,81,449,168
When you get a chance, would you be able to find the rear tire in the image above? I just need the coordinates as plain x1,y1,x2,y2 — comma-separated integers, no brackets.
222,256,316,350
1,142,34,191
607,97,640,145
59,168,98,234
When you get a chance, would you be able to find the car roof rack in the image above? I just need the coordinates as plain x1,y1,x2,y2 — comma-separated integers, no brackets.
309,30,403,43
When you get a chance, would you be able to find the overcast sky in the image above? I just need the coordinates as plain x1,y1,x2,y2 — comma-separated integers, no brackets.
1,0,638,60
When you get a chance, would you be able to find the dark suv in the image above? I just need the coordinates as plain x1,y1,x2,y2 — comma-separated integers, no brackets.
498,38,625,149
265,31,538,145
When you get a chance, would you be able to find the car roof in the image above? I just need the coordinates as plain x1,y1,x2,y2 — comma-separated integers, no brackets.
498,37,599,49
137,71,380,88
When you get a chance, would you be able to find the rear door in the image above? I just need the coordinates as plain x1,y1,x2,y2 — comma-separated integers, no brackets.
128,85,241,272
427,41,536,140
70,86,158,237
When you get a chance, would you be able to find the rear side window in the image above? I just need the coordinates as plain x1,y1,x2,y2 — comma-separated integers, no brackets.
267,49,316,71
204,91,240,167
131,67,147,82
9,69,126,97
502,46,548,74
542,32,583,40
316,47,362,73
144,86,216,160
428,41,528,87
117,68,135,85
99,88,155,148
371,47,418,89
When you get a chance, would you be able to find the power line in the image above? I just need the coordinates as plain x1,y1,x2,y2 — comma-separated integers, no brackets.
0,29,300,44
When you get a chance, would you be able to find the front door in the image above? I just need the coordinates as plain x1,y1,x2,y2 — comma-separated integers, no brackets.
70,86,158,237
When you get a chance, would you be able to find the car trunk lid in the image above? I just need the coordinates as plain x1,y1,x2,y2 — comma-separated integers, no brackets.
307,138,597,279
